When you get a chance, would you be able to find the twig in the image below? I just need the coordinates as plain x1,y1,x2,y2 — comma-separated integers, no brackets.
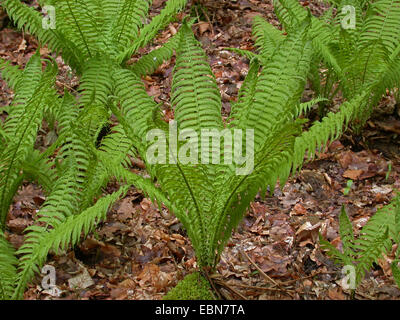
214,279,248,300
233,283,318,296
278,270,337,286
203,269,223,300
240,248,279,287
200,6,214,36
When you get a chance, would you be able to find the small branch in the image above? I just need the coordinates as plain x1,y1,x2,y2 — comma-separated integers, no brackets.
240,248,279,287
203,268,223,300
214,279,248,300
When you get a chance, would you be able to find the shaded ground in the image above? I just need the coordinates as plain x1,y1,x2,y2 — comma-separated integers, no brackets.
1,0,400,300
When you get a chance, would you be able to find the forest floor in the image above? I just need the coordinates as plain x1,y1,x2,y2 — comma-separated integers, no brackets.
1,0,400,300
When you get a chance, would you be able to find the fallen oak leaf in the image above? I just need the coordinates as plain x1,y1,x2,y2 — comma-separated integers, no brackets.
343,169,363,180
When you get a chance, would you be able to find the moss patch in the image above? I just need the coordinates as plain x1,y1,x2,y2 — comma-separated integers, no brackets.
163,272,216,300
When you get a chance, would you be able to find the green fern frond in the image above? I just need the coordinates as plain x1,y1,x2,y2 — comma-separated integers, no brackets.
229,58,260,127
230,17,313,150
0,57,23,90
296,97,328,117
321,197,400,287
339,205,356,256
360,0,400,55
130,20,195,77
0,232,17,300
0,59,58,229
12,186,127,300
319,234,352,266
22,149,55,194
118,0,188,64
111,0,151,52
292,91,367,172
112,68,157,142
55,0,103,59
171,23,223,134
273,0,307,32
78,57,113,107
252,15,285,61
96,155,172,210
3,51,43,134
391,260,400,288
355,228,391,285
2,0,84,72
225,47,258,61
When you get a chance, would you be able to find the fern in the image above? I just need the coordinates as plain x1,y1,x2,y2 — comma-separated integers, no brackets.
12,186,128,300
109,19,315,269
2,0,399,299
2,0,188,74
0,0,193,299
273,0,400,123
0,232,17,300
0,57,23,90
321,196,400,288
130,18,196,77
0,55,58,228
117,0,188,64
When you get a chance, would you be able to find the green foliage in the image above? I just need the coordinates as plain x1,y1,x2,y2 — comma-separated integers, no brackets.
12,186,128,299
274,0,400,119
1,0,399,300
0,0,188,299
343,179,353,196
233,0,399,178
321,197,400,288
0,54,169,299
391,260,400,289
163,272,215,300
2,0,188,75
0,232,18,300
112,17,353,273
0,52,58,228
